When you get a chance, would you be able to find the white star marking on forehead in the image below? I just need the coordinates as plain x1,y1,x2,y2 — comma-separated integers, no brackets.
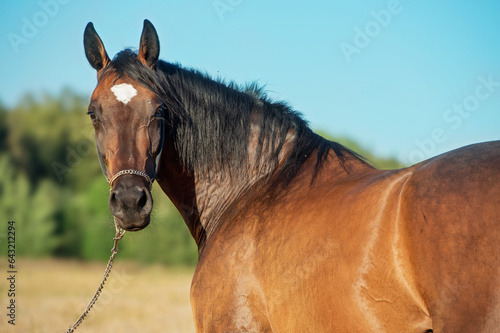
111,83,137,105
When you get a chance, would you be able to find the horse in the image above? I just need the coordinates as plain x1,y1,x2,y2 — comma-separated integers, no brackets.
83,20,500,332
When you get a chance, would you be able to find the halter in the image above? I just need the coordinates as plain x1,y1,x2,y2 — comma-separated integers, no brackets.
96,107,165,190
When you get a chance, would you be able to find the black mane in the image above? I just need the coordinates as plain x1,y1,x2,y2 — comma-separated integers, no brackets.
103,49,356,187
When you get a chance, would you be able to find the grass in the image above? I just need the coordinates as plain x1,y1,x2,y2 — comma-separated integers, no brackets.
0,258,196,333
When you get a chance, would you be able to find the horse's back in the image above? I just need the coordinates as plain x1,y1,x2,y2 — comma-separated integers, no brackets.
402,141,500,331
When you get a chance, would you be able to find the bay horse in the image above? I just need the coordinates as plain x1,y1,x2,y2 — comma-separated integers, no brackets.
83,20,500,332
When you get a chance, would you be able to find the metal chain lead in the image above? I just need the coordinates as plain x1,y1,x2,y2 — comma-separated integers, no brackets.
67,156,158,331
66,219,126,333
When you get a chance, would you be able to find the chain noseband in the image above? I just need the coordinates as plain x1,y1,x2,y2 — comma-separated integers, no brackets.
108,169,153,189
96,145,161,191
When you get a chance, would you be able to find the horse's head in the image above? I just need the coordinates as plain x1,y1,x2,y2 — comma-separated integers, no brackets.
83,20,164,231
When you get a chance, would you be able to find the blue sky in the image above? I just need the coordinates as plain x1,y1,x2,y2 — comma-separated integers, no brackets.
1,0,499,164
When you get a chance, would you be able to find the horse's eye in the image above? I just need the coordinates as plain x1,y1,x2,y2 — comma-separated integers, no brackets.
86,110,96,121
155,106,165,117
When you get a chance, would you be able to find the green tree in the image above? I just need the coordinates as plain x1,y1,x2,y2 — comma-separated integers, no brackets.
0,154,59,256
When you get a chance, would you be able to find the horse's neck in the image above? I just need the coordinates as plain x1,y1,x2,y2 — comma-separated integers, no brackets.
157,156,276,251
193,173,254,238
194,134,298,245
157,109,297,250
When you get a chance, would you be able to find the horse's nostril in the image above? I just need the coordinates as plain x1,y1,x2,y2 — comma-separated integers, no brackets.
110,191,117,204
138,189,148,210
109,184,152,221
109,190,124,218
138,188,153,218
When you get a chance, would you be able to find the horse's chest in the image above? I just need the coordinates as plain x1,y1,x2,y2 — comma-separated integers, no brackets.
190,240,272,332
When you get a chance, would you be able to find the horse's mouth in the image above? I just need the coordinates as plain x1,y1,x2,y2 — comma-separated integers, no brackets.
114,216,151,231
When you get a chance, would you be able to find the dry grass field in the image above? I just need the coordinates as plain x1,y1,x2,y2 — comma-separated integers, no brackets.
0,258,196,333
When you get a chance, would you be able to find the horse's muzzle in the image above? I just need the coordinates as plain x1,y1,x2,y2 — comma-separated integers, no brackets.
108,177,153,231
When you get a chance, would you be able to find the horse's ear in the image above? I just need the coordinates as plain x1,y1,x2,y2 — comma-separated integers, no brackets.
138,19,160,68
84,22,110,72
